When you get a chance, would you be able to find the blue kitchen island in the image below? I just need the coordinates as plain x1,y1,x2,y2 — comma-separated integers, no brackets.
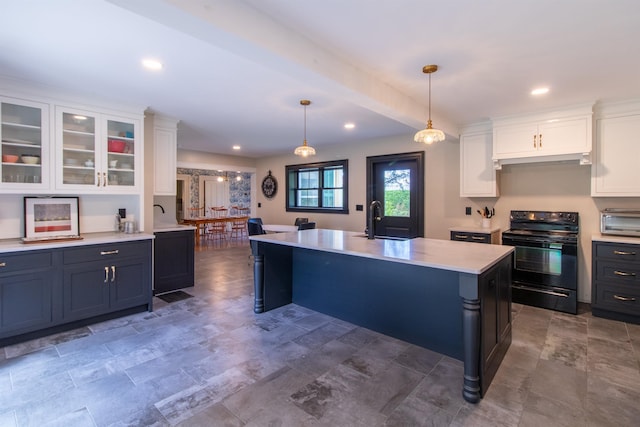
250,229,514,403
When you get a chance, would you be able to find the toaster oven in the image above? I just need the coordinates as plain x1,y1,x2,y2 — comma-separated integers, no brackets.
600,209,640,237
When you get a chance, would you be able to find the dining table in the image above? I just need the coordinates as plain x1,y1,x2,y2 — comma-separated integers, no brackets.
182,216,249,245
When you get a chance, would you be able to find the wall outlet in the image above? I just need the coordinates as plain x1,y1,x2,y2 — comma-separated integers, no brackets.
356,204,363,211
465,207,472,215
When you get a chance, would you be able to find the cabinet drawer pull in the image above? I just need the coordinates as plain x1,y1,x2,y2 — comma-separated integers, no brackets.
454,234,467,239
613,294,637,302
104,266,109,283
613,250,636,256
614,270,636,277
100,249,119,256
0,262,5,267
471,236,486,241
111,266,116,282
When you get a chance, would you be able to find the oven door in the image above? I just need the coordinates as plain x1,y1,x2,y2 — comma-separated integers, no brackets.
501,235,577,290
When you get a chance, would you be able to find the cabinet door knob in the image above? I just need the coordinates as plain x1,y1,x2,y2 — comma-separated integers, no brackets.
613,294,636,302
104,266,109,283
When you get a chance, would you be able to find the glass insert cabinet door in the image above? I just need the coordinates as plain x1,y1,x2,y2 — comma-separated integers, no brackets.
60,110,98,186
105,117,136,188
58,108,138,190
1,97,48,187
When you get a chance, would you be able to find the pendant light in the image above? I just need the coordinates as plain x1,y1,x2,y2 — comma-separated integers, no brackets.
414,65,445,145
294,99,316,157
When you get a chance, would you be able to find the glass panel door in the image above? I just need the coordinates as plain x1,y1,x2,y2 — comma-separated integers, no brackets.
61,111,97,186
1,100,44,185
105,119,135,187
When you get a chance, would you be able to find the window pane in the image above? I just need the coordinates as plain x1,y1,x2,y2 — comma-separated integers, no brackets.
384,169,410,217
297,189,318,207
324,167,343,188
322,189,343,208
299,169,318,189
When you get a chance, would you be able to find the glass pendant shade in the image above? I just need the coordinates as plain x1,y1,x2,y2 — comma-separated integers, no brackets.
294,139,316,157
414,64,445,144
414,120,446,145
294,99,316,156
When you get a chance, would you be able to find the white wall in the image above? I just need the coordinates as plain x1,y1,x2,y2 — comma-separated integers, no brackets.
254,132,640,304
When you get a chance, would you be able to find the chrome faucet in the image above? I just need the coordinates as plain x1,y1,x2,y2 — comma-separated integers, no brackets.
368,200,383,239
153,204,165,214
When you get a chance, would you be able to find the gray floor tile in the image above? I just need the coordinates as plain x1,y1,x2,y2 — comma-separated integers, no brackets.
2,242,639,426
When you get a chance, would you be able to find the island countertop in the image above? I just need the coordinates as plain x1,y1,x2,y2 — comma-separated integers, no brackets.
250,229,513,274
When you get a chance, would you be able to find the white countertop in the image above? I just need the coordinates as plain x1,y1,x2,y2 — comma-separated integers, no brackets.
250,229,513,275
153,223,196,232
0,232,154,253
449,225,501,233
592,233,640,245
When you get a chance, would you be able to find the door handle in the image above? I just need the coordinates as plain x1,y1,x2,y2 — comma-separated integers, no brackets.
100,250,119,256
613,294,636,302
96,172,101,187
614,270,636,277
613,250,636,256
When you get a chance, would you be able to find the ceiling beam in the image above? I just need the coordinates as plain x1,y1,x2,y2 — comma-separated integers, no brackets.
107,0,459,138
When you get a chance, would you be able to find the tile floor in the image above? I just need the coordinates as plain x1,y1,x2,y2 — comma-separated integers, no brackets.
1,240,640,426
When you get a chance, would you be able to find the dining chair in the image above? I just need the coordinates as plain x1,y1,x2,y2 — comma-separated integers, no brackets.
230,217,248,239
294,217,309,226
298,221,316,230
189,207,204,218
247,218,266,235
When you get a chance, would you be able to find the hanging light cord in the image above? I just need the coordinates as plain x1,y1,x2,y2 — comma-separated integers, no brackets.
303,102,308,145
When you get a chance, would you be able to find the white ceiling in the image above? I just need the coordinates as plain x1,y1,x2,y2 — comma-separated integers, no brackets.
1,0,639,158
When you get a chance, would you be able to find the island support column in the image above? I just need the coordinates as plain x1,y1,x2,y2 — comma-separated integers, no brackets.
251,241,264,313
459,273,481,403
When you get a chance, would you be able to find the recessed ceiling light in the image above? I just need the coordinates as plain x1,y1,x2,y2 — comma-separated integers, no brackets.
232,145,241,150
344,123,355,129
531,87,549,96
142,58,163,71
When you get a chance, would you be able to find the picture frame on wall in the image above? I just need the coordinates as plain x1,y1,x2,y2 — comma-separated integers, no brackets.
23,196,82,242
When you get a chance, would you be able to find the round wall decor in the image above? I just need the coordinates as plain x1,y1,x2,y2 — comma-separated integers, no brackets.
261,170,277,198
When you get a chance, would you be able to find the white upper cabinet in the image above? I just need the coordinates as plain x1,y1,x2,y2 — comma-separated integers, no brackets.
460,124,498,197
0,96,51,192
492,105,593,169
152,115,178,196
591,102,640,196
56,106,141,193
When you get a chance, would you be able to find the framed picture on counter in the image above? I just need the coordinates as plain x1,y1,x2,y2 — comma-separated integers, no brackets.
23,196,81,242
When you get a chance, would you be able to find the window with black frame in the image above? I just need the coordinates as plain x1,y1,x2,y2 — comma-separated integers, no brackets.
286,160,348,214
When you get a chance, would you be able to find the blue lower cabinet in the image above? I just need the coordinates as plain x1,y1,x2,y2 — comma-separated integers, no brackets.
0,239,152,345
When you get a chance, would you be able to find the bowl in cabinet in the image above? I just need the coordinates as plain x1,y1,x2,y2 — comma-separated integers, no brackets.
108,139,126,153
21,154,40,164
